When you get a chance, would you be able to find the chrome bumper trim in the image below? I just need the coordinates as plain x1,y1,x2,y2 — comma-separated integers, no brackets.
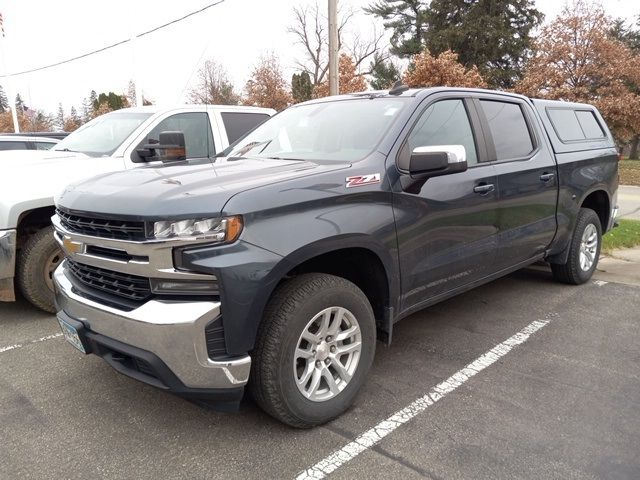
54,262,250,389
0,229,17,301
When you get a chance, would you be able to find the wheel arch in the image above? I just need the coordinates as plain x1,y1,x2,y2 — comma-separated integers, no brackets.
236,235,399,354
16,205,56,249
579,188,610,232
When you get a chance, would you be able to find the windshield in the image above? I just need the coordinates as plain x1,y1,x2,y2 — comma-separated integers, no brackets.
223,97,409,162
53,111,153,157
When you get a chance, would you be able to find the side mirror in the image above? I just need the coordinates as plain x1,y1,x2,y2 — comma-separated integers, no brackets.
138,131,187,163
409,145,467,179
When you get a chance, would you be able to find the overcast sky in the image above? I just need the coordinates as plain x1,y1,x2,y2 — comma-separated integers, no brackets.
0,0,639,115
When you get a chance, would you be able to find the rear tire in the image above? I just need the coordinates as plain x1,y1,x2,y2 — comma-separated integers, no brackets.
17,227,63,313
249,273,376,428
551,208,601,285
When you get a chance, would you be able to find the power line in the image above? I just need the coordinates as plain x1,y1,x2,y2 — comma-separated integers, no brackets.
0,0,225,78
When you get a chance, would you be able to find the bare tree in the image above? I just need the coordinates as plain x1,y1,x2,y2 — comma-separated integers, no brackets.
288,3,385,86
187,60,240,105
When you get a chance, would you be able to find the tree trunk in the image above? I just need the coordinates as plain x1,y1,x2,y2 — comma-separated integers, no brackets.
630,134,640,160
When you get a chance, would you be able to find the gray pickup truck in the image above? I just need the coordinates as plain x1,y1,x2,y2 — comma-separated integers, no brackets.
52,86,618,427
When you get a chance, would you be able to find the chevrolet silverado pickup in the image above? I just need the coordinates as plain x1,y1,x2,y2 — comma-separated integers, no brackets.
0,104,274,312
52,87,618,427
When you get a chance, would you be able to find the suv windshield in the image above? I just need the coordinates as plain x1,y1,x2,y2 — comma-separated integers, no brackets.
223,97,409,162
53,112,153,157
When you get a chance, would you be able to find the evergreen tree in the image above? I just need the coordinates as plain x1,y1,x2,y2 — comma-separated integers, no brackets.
56,103,65,130
424,0,543,89
0,86,8,113
369,53,401,90
95,92,127,111
81,97,93,122
89,90,98,110
291,72,313,103
15,94,25,112
610,16,640,52
364,0,428,58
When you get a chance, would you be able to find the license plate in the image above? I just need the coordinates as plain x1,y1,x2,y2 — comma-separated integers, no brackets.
57,316,87,354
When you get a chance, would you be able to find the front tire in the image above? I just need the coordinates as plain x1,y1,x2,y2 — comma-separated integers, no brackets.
17,227,63,313
250,273,376,428
551,208,602,285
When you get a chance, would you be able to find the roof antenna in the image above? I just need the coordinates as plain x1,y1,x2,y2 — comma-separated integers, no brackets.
389,80,409,96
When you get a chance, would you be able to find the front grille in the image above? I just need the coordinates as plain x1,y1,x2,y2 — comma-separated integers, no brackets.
67,260,152,303
57,208,146,241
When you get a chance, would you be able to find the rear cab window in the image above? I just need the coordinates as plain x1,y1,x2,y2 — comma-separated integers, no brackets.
221,112,270,144
479,99,534,161
0,141,29,150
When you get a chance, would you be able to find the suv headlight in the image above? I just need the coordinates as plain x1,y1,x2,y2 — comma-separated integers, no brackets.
153,215,243,242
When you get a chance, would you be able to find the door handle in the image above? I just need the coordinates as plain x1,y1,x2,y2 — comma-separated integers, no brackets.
540,172,555,182
473,183,495,194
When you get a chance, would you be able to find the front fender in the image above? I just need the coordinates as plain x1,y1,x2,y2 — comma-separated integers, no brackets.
180,232,399,355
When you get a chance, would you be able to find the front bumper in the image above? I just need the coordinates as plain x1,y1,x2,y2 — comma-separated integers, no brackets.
54,261,251,398
0,229,17,302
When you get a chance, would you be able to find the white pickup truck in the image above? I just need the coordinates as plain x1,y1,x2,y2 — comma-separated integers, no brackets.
0,104,274,312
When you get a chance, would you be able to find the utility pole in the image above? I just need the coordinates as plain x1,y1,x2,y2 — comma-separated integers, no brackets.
328,0,338,96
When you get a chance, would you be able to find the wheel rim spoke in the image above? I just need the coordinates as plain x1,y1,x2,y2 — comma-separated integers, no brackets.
336,325,358,342
307,367,323,397
336,341,361,356
331,358,352,383
322,368,340,394
295,347,314,359
297,363,314,387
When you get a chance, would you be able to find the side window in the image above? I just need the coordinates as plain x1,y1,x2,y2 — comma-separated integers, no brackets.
480,100,533,160
404,99,478,168
221,112,270,144
576,110,605,139
547,108,585,142
141,112,214,159
35,141,56,150
0,141,29,150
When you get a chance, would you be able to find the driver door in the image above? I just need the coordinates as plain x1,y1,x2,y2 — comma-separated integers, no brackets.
392,97,499,310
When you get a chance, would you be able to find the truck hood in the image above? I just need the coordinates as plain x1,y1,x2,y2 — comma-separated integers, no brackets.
56,157,349,220
0,149,124,228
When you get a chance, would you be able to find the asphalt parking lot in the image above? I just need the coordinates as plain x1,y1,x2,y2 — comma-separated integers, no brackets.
1,266,639,480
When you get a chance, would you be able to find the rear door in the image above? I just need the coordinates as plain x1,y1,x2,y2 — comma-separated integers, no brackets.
392,95,499,310
474,95,558,269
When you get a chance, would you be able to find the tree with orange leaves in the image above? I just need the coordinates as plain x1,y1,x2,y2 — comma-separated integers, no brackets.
314,53,368,98
516,1,640,143
243,54,292,112
403,50,487,89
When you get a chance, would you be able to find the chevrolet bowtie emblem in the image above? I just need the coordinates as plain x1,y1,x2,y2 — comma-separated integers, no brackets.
62,236,83,255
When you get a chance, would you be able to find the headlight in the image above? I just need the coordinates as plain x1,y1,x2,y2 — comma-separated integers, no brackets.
153,215,243,242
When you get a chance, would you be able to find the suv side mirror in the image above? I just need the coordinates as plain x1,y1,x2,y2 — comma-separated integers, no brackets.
137,131,187,163
409,145,467,179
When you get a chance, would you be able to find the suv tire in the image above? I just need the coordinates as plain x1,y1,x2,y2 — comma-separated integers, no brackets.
250,273,376,428
17,226,63,313
551,208,602,285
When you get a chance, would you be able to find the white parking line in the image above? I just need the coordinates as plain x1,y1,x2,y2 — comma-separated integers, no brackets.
0,332,62,355
295,316,554,480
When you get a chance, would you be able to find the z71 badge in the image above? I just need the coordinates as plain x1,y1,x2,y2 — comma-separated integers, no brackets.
345,173,381,188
